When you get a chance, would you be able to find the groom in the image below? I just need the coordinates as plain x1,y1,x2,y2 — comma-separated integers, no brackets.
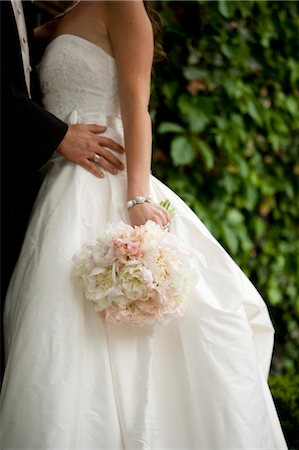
0,0,124,377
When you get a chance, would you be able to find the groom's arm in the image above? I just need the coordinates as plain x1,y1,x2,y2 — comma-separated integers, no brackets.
2,65,125,178
2,67,67,171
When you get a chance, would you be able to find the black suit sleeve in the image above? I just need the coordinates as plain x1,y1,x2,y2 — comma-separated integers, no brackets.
4,69,68,170
1,1,68,171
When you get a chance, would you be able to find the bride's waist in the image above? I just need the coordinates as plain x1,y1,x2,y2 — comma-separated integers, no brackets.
66,110,122,129
47,109,126,167
66,109,124,147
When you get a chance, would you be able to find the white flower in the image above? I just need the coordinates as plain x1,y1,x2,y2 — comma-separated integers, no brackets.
73,220,198,326
117,264,153,301
84,266,116,302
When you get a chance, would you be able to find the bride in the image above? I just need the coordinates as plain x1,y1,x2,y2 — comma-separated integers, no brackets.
0,1,288,449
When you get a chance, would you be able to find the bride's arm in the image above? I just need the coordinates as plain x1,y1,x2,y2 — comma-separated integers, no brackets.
105,0,170,228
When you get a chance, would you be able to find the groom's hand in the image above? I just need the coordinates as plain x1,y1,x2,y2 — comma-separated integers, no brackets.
56,124,125,178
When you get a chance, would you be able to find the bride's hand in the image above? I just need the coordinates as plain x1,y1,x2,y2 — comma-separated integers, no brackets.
128,203,172,229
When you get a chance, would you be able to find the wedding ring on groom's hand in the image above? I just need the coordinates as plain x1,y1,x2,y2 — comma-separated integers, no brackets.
93,154,101,164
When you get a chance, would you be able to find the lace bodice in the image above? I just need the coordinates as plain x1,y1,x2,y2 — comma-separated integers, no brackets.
39,34,121,125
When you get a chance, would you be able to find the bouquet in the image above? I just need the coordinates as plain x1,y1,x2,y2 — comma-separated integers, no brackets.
73,220,197,326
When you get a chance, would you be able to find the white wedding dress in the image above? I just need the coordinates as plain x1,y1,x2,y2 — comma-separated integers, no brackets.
1,34,288,450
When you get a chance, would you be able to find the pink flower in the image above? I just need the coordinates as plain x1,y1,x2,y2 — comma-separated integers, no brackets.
73,220,198,326
113,237,144,261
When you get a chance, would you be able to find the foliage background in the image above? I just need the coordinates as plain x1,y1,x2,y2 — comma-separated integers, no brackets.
150,1,299,447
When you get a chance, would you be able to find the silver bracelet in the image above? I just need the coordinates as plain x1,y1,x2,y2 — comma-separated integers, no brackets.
127,195,152,210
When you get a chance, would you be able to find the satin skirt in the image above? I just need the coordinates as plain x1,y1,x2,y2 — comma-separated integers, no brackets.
0,121,288,449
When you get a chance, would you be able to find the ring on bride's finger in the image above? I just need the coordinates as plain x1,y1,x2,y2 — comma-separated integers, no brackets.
163,222,170,230
93,154,101,164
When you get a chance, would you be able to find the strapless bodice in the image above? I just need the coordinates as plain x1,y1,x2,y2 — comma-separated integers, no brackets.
38,34,121,125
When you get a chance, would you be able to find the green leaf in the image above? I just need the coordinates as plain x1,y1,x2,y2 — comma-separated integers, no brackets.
252,217,266,239
218,0,236,18
196,140,214,170
183,67,208,81
246,99,263,125
158,122,185,134
191,113,210,133
267,285,281,305
170,136,195,166
161,82,178,102
221,43,235,59
236,2,254,19
221,223,239,254
287,58,299,86
221,174,239,195
215,116,229,130
234,154,249,178
268,134,281,151
285,97,298,116
178,96,210,132
226,209,244,226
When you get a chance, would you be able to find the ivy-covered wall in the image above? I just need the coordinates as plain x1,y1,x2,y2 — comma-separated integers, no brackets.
151,2,298,446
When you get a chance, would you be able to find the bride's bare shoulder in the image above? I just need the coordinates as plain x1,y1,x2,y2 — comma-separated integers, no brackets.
104,0,149,23
104,0,145,10
104,0,152,40
103,0,153,84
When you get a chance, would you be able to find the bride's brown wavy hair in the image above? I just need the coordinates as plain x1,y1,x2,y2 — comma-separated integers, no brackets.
143,1,166,62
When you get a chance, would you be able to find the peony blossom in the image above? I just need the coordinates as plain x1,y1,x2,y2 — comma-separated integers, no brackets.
73,221,198,326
